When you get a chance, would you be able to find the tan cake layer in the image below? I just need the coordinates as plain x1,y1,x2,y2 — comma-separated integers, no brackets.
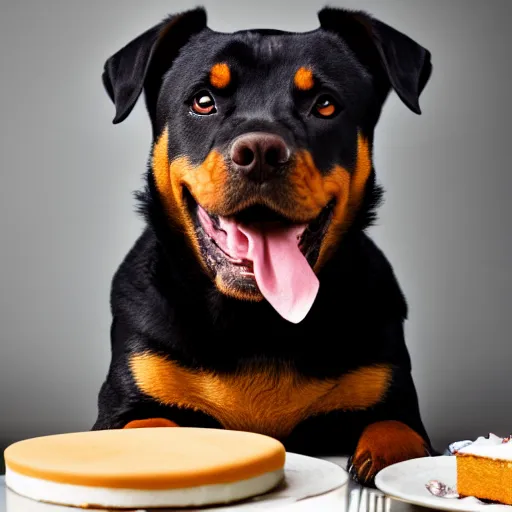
457,453,512,504
4,428,286,490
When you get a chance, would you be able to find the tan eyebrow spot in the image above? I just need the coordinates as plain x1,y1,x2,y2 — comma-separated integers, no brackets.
210,63,231,89
294,67,315,90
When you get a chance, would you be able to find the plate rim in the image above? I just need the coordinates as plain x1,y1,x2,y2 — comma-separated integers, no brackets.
284,452,349,489
375,455,512,511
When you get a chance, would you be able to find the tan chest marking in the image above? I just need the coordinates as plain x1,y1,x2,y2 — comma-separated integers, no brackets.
130,353,391,439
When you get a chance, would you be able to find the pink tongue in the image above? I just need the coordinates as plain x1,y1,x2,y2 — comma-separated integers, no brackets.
199,207,319,323
239,223,319,323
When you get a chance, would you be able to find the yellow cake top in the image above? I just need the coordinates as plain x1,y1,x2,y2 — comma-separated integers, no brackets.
4,428,286,490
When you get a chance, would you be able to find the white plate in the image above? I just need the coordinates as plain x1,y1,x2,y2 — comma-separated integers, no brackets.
3,453,348,511
375,456,512,511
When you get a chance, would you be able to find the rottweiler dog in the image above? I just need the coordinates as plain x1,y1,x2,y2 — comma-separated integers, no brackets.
93,6,433,485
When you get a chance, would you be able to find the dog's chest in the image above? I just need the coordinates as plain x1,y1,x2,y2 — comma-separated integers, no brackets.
130,353,391,439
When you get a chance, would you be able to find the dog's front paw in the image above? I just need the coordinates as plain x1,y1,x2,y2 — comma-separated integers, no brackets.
347,420,430,487
123,418,179,429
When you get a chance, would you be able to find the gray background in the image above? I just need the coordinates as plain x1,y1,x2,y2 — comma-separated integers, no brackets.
1,0,511,468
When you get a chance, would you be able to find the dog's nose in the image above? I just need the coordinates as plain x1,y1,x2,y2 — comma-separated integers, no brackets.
230,133,291,182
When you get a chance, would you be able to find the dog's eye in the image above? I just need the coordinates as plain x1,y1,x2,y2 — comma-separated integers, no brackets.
191,92,216,115
314,95,338,118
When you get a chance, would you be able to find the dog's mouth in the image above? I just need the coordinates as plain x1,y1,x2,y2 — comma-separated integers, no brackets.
185,189,334,323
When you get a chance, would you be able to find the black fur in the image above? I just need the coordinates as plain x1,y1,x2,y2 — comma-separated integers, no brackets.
94,6,433,484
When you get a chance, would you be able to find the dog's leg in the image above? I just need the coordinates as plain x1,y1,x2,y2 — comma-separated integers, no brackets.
92,365,220,431
123,418,179,428
347,369,432,487
92,379,182,430
348,419,430,486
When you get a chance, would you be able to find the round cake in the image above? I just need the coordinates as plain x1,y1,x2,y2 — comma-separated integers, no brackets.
4,428,286,508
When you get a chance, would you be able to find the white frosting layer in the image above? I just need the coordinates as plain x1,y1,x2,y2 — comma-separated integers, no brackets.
458,433,512,460
5,467,284,508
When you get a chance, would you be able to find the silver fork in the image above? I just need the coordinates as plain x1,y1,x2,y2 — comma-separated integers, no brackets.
348,488,392,512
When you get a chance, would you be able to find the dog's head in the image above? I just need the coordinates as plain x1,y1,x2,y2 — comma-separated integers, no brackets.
103,7,431,322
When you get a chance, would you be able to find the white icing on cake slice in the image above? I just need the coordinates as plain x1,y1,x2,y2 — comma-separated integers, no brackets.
457,433,512,460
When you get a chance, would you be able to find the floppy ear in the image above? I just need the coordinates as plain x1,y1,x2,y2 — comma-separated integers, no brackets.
318,8,432,114
103,8,207,124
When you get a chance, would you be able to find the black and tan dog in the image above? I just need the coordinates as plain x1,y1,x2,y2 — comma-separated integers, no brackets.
93,7,433,485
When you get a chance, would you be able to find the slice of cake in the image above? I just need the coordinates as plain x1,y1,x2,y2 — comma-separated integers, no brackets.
456,433,512,505
4,428,286,509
